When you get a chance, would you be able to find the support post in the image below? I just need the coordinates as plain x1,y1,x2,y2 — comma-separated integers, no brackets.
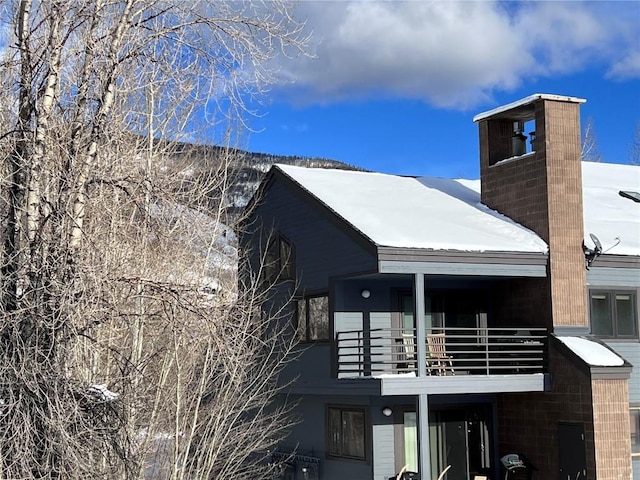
414,273,426,377
418,394,431,480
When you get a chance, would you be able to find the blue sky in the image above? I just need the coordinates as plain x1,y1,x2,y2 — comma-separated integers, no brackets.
243,1,640,179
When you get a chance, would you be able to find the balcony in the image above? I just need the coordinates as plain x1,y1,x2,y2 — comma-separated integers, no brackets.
336,327,548,379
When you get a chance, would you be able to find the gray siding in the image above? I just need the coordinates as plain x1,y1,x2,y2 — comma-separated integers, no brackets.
606,342,640,404
371,312,393,375
282,344,332,386
586,266,640,404
379,260,546,277
281,395,375,480
336,312,364,379
372,421,396,480
245,176,377,292
587,267,640,287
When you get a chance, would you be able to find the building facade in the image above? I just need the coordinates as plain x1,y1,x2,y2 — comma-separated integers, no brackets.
242,94,639,480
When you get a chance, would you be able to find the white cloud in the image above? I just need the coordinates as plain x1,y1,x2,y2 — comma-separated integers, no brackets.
274,0,639,108
607,50,640,79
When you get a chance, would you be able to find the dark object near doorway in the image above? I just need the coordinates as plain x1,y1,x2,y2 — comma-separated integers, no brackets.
389,472,419,480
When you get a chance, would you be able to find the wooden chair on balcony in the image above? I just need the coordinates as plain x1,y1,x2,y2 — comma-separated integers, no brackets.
401,332,416,373
427,333,454,375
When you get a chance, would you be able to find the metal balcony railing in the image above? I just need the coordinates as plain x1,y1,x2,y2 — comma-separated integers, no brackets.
335,327,548,378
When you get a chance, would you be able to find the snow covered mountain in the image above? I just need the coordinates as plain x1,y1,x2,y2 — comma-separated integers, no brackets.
165,142,360,221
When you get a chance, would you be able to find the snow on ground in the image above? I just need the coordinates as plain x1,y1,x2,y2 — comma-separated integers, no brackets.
149,201,237,272
147,201,238,299
88,384,119,401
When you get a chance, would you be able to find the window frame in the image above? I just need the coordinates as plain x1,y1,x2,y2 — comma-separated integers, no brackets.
325,405,369,462
296,294,330,343
632,405,640,458
589,289,638,339
263,234,295,285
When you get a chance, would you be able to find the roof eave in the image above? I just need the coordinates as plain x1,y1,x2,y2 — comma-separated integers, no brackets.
377,247,548,277
473,93,587,123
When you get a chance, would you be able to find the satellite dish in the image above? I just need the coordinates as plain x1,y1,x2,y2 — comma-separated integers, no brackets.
584,234,622,269
590,233,602,254
584,233,603,269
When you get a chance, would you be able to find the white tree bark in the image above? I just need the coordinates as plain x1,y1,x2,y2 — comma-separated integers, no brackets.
0,1,307,478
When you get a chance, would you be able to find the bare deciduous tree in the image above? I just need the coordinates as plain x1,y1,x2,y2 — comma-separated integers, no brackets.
581,116,602,162
0,1,306,478
630,123,640,166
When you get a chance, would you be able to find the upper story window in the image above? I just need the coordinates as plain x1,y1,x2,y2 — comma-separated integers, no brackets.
264,235,294,284
297,295,329,342
590,290,638,338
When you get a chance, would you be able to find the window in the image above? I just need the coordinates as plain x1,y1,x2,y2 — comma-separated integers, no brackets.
632,407,640,457
327,406,367,461
264,235,294,284
590,290,638,338
297,295,329,342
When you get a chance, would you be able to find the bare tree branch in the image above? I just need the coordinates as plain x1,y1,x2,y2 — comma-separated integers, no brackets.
0,1,307,478
581,116,602,162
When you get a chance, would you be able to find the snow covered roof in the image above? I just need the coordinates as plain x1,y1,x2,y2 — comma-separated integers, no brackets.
275,164,547,254
274,161,640,256
472,93,586,122
582,162,640,256
557,336,625,367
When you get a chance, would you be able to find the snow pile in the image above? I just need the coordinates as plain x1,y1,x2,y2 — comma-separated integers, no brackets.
88,384,119,401
557,336,625,367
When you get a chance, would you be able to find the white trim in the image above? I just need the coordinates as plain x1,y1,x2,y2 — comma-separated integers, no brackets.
473,93,587,122
379,260,547,277
380,373,546,395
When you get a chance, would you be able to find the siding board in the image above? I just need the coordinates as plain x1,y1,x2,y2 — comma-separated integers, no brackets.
244,177,377,292
371,312,393,375
587,267,640,287
373,422,396,480
336,312,363,379
379,260,546,277
606,342,640,404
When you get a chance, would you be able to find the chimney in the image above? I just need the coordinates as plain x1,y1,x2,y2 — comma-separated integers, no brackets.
474,94,587,328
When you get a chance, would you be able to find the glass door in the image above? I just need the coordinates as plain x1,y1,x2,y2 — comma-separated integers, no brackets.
397,405,492,480
399,291,485,332
430,410,468,480
403,412,418,472
399,293,445,332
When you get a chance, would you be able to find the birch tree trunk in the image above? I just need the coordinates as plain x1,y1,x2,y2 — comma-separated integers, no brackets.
0,1,306,478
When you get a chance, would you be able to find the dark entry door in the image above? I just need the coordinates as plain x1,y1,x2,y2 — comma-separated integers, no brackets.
558,423,587,480
442,412,468,480
430,406,492,480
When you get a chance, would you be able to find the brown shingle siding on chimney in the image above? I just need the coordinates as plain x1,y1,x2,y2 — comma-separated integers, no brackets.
592,379,633,479
482,153,551,241
479,98,586,327
479,94,632,480
543,100,587,327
